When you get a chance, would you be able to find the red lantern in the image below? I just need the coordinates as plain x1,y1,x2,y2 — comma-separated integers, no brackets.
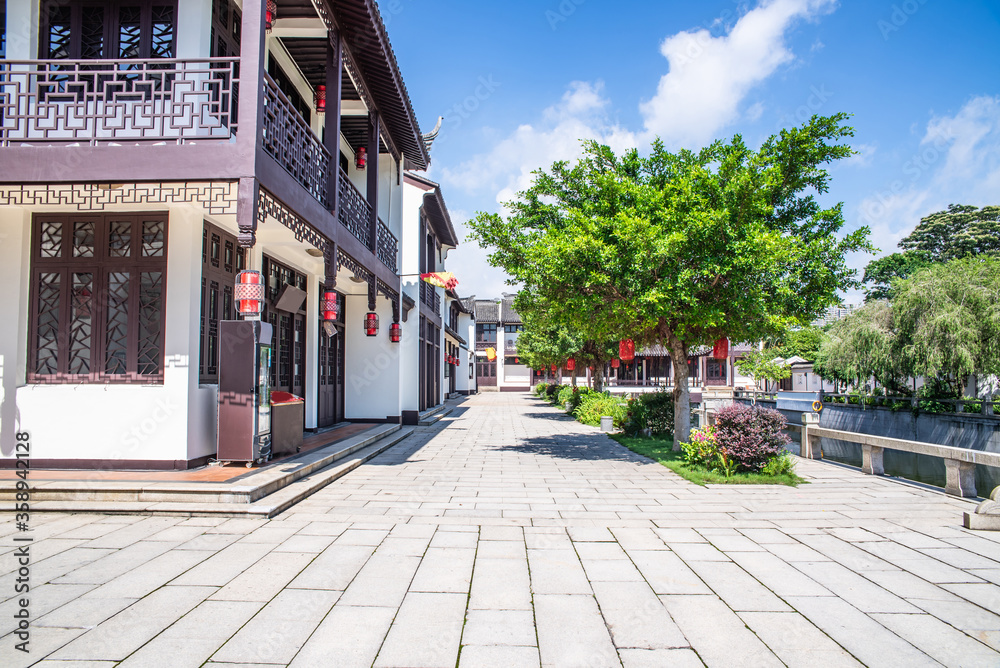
356,146,367,170
235,270,264,318
515,357,519,364
314,85,326,113
619,339,635,361
712,338,729,360
389,322,401,343
566,358,576,371
611,358,620,369
265,0,276,32
551,364,556,372
321,291,338,321
364,312,379,336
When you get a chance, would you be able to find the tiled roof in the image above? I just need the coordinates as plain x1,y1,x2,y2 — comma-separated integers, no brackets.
474,300,499,323
636,342,756,358
500,298,522,324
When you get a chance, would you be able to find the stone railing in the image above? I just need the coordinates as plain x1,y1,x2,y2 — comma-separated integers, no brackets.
0,58,240,146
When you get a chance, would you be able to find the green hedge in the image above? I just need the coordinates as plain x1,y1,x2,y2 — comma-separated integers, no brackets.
574,392,627,428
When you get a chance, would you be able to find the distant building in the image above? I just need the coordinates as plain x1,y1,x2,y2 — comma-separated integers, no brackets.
473,297,529,392
814,304,860,326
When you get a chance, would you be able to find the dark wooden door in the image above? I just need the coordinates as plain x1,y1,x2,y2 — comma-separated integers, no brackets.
263,256,306,399
318,290,345,428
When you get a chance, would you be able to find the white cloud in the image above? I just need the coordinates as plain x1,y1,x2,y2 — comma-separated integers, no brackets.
843,95,1000,302
440,81,636,207
639,0,837,148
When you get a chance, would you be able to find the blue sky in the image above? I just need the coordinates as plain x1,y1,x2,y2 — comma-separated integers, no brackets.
385,0,1000,302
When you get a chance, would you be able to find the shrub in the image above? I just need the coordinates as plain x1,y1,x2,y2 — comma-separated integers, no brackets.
575,392,626,428
535,383,548,397
545,383,563,403
680,426,718,469
713,403,792,473
761,452,796,476
627,392,675,436
557,385,577,410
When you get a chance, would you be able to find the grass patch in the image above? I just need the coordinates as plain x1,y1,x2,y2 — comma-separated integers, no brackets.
609,435,806,487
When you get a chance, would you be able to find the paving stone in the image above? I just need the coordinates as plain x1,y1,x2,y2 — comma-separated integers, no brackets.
684,560,791,612
590,581,687,650
374,592,466,667
462,609,537,646
210,589,340,664
170,541,274,587
534,594,619,668
873,612,1000,668
288,605,396,668
336,553,421,607
660,594,783,667
210,551,315,602
527,549,592,595
791,561,920,613
469,557,532,610
287,543,375,590
618,648,704,668
786,595,940,667
739,611,862,668
410,546,476,593
458,644,541,667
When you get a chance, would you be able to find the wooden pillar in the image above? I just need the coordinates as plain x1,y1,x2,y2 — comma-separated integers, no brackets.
325,29,343,219
236,177,259,250
237,0,266,161
367,111,380,252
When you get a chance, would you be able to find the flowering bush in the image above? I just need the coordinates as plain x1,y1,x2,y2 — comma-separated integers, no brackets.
535,383,549,397
713,403,792,473
680,426,719,469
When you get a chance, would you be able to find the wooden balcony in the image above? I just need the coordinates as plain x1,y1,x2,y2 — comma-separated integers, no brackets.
0,58,240,146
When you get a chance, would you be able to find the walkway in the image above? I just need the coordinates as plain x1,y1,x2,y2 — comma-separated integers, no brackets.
2,392,1000,667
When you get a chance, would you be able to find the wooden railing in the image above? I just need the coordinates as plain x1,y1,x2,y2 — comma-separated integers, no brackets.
0,58,239,146
261,73,330,208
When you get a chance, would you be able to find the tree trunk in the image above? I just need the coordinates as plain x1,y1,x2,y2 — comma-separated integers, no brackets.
665,330,690,451
571,367,577,387
594,366,604,393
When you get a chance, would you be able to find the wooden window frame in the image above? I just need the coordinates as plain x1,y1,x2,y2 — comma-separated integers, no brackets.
28,212,169,384
39,0,179,60
199,221,245,384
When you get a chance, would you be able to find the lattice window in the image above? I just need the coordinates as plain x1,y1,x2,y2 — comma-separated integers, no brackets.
28,213,168,383
199,221,243,383
40,1,176,61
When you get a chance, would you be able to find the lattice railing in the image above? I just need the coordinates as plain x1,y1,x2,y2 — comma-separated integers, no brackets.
261,73,330,208
0,58,239,146
376,218,398,272
338,168,370,246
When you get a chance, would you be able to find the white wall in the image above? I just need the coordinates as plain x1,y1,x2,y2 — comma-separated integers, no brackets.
343,294,401,421
11,206,205,463
0,209,30,458
399,279,420,414
5,0,39,60
177,0,213,59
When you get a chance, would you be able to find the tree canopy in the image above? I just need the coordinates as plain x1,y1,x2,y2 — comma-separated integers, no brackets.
863,204,1000,301
469,113,871,444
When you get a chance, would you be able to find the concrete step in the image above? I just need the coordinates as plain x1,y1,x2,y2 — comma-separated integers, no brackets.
0,423,403,505
418,406,454,425
24,427,414,518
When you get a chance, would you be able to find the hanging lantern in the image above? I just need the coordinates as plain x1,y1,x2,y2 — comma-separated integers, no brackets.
566,358,576,371
389,322,401,343
611,358,620,369
314,85,326,113
321,291,338,321
364,312,379,336
551,364,556,372
620,339,635,361
486,347,496,361
515,357,519,364
235,270,264,318
265,0,277,32
356,146,367,170
712,338,729,360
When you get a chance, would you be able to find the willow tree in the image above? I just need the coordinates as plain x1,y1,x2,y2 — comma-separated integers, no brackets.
469,114,871,445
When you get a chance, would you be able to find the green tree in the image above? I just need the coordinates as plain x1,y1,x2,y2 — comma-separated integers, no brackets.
863,204,1000,301
469,114,871,446
812,300,909,393
774,326,825,360
893,256,1000,396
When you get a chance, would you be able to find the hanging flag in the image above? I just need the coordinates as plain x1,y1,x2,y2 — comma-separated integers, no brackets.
420,272,458,290
486,347,496,361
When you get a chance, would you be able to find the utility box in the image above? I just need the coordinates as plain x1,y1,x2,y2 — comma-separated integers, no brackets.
218,320,274,466
271,392,304,457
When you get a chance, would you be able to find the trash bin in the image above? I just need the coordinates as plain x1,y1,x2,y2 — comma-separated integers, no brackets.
270,391,304,457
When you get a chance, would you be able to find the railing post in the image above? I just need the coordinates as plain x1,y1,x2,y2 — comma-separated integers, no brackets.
326,29,343,219
801,412,820,459
944,459,977,498
367,111,380,252
861,444,884,476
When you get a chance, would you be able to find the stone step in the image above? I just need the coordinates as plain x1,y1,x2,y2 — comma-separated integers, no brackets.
0,423,403,505
418,406,454,425
23,427,414,518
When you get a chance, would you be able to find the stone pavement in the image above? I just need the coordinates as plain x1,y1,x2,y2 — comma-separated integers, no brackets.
2,392,1000,667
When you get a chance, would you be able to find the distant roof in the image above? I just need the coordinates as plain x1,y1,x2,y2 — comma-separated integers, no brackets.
405,172,459,247
474,300,499,323
637,342,755,358
460,298,476,316
501,298,522,324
